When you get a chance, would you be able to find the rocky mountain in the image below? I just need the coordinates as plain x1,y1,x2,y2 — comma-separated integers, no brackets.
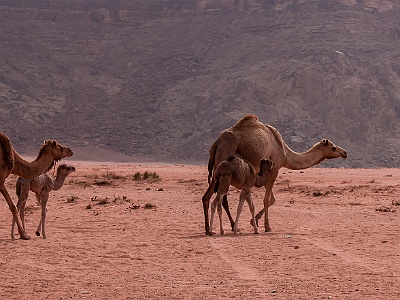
1,0,400,168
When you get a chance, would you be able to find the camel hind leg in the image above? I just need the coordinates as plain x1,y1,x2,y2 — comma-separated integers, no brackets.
202,179,235,235
209,195,218,236
1,184,30,240
11,194,28,239
210,193,225,235
221,195,235,231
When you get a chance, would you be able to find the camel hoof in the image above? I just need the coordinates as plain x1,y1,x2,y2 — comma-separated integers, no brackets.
36,231,41,236
19,234,31,240
233,227,242,234
207,231,216,236
250,219,259,227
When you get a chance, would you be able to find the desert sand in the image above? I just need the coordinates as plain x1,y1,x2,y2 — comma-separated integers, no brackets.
0,161,399,299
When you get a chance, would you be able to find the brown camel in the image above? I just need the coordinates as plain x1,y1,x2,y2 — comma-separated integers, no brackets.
209,156,274,235
202,114,347,235
11,164,76,239
0,132,73,239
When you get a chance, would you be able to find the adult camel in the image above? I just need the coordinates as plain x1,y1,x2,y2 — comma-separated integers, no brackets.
0,132,73,239
202,114,347,235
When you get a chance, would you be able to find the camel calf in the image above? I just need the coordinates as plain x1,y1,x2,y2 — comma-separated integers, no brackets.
11,164,76,239
209,156,274,235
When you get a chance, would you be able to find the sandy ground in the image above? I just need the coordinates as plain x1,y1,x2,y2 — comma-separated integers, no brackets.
0,161,399,299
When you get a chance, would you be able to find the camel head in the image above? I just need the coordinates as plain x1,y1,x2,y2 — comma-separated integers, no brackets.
318,139,347,159
42,139,74,161
259,158,275,175
36,140,73,172
56,163,76,176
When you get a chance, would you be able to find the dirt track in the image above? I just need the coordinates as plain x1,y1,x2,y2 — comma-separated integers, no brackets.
0,163,399,299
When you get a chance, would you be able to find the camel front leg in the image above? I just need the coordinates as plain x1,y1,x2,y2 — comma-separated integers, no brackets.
263,190,272,232
1,185,30,240
254,191,277,223
246,193,259,234
233,191,247,234
261,169,279,232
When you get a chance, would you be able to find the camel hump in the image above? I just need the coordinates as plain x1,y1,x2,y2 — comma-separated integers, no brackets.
0,132,14,170
233,114,259,128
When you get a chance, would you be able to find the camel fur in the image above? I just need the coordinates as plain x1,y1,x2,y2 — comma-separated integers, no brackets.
11,164,76,239
0,132,73,240
202,114,347,234
209,156,274,235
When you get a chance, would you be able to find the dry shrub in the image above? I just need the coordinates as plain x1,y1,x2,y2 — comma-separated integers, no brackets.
144,203,156,209
103,171,127,180
133,171,160,182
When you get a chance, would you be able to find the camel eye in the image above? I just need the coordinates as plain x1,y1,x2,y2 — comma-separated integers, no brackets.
332,146,336,151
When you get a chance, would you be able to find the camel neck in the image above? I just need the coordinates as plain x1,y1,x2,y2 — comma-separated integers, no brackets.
53,175,68,190
11,151,53,178
282,143,324,170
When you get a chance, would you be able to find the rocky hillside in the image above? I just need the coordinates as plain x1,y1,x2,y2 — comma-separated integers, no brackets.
1,0,400,167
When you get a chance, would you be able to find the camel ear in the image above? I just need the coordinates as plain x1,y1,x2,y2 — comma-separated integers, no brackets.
322,139,329,146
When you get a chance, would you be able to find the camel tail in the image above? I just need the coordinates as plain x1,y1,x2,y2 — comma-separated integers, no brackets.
0,132,14,171
15,178,21,197
213,175,220,193
207,141,218,184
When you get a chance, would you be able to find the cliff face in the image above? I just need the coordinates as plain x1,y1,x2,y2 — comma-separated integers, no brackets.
1,0,400,167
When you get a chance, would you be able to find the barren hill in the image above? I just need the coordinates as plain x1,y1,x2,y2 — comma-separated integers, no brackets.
1,0,400,167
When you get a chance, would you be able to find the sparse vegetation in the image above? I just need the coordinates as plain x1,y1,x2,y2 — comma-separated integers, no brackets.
133,171,160,182
144,203,157,209
97,198,110,205
90,196,110,206
392,200,400,206
87,195,133,209
94,180,111,186
70,179,92,187
376,206,396,212
113,195,131,203
67,195,78,203
103,171,127,180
